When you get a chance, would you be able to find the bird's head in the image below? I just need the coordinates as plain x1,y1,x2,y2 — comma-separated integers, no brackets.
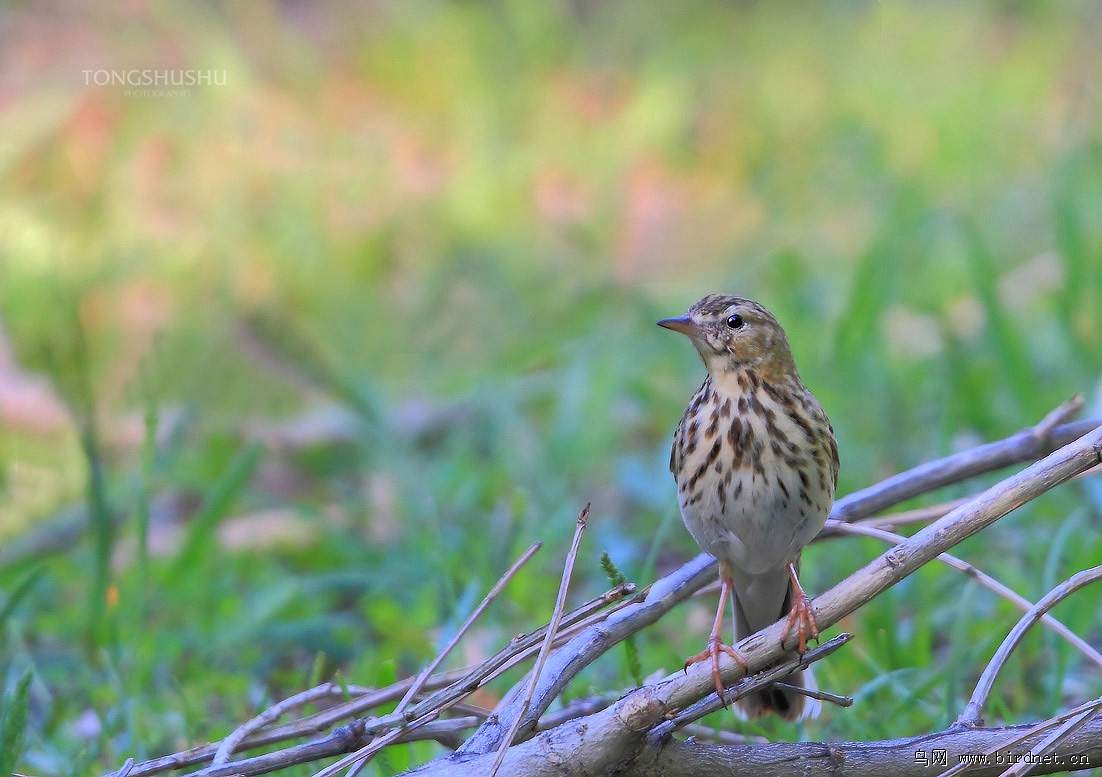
658,294,796,379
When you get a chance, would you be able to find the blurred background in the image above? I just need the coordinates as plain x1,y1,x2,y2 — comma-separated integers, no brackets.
2,1,1102,774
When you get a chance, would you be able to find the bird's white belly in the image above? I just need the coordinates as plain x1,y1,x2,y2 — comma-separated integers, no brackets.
675,403,832,575
680,476,822,575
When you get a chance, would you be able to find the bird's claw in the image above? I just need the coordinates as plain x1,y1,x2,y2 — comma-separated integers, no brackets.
684,637,749,703
782,592,820,654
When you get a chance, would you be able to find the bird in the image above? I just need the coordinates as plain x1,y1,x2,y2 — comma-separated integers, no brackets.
659,294,838,720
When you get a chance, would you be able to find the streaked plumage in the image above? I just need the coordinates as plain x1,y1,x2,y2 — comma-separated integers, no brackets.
660,294,838,720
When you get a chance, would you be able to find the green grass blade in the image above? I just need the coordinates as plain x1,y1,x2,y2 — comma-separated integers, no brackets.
168,443,264,578
0,671,32,776
0,568,43,639
962,221,1034,409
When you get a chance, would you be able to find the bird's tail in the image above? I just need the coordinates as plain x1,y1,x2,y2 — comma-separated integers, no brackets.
731,570,820,721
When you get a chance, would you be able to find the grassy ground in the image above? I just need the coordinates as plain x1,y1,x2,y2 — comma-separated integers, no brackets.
2,2,1102,775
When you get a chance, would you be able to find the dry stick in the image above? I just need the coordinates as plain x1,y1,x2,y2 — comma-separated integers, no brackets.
832,460,1101,538
772,681,853,708
400,425,1102,777
125,674,466,777
488,504,590,777
112,758,135,777
679,725,768,746
396,542,543,716
623,714,1102,777
999,702,1102,777
647,634,853,743
455,552,716,757
823,521,1102,669
854,497,967,529
959,565,1102,728
304,542,544,777
938,697,1102,777
828,399,1091,523
339,542,544,777
211,683,374,766
178,585,637,777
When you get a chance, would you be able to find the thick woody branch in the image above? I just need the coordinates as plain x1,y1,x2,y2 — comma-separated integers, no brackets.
619,712,1102,777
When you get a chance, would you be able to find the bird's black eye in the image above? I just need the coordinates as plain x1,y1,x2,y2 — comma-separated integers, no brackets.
726,314,745,329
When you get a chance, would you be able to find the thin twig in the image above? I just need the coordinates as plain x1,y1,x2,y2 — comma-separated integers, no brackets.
998,701,1102,777
679,725,768,745
127,672,467,777
306,543,544,777
959,565,1102,727
823,521,1102,670
1033,395,1085,440
771,681,853,708
646,634,853,743
853,497,967,529
211,684,370,767
939,697,1102,777
829,401,1094,523
488,504,590,777
396,542,543,717
112,758,135,777
178,583,637,777
339,542,543,777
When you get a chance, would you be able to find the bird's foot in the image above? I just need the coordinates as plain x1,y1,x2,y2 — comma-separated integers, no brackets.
684,637,749,703
782,592,820,654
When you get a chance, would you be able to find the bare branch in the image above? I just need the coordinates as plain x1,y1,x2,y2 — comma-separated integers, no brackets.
647,634,853,742
940,698,1102,777
822,520,1102,670
124,673,466,777
621,711,1102,777
829,405,1095,523
212,683,373,767
309,542,545,777
771,681,853,708
396,542,542,716
488,504,590,777
998,701,1101,777
852,497,966,530
959,566,1102,727
456,552,717,756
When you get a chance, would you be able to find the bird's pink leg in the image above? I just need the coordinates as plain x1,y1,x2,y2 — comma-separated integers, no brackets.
684,575,749,701
783,561,820,653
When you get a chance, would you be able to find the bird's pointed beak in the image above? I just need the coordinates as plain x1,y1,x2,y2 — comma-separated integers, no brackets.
657,316,701,337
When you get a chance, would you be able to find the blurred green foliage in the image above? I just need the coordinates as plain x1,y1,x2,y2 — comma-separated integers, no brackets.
1,1,1102,775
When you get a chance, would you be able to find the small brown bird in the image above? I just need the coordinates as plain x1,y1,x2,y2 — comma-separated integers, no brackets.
660,294,839,720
